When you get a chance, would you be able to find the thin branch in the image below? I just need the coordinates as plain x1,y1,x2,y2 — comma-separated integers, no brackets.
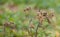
35,22,41,37
29,18,34,37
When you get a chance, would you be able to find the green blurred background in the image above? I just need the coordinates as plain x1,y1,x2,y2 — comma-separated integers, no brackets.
0,0,60,37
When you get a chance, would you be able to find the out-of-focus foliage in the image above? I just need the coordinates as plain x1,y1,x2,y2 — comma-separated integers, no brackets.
0,0,8,5
0,0,60,37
